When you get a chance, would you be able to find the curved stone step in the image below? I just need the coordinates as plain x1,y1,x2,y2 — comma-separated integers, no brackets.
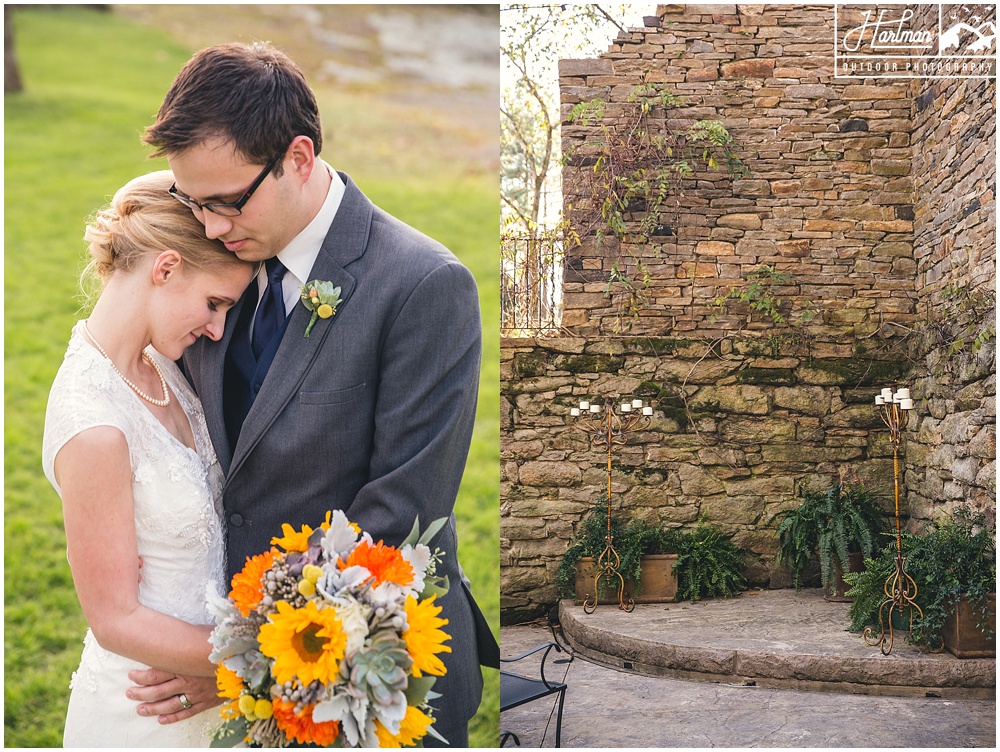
559,589,995,698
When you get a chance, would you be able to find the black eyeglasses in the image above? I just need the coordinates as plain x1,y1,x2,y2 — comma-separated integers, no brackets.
168,152,284,217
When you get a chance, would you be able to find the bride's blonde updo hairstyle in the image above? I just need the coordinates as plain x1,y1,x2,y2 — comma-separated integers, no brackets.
83,170,246,288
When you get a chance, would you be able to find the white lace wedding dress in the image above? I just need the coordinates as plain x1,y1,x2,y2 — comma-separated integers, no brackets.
43,322,226,747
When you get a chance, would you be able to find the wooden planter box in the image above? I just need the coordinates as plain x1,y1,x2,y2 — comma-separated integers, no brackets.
827,551,866,602
574,554,679,606
942,593,996,658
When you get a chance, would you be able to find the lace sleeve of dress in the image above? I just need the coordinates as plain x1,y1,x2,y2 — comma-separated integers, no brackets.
42,342,133,497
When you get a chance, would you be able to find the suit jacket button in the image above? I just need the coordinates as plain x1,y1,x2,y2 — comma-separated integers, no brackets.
230,513,244,527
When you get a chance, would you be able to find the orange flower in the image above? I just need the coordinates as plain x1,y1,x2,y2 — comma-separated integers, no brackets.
272,698,340,746
341,539,414,588
230,548,278,617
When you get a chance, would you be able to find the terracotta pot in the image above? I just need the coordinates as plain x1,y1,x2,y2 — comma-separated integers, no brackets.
826,551,866,602
574,554,678,605
943,593,996,658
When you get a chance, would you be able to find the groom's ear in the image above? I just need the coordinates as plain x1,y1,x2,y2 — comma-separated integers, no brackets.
150,250,184,285
286,135,316,181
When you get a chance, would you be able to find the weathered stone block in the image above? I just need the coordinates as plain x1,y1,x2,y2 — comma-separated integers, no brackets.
720,58,775,78
773,386,831,416
518,461,582,487
677,463,726,496
717,213,763,230
690,385,770,415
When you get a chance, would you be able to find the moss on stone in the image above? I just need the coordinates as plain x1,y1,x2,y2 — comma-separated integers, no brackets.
620,337,683,355
808,357,907,386
514,350,549,378
554,354,626,374
736,367,797,385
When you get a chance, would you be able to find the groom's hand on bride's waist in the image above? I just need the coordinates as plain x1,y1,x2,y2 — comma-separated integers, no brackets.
126,668,220,724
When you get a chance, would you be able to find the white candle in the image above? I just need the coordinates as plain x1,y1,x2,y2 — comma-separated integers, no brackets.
621,403,631,412
571,408,580,417
580,401,590,410
881,388,893,400
900,398,914,410
590,404,600,414
632,399,643,409
875,395,884,405
642,406,653,416
896,388,910,400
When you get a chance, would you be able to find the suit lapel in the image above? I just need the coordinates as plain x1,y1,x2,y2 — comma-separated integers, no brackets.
226,175,373,482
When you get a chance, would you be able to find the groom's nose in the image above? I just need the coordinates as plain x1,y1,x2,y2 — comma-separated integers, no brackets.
202,211,234,240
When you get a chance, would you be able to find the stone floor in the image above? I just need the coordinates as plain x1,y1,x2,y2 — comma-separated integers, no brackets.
500,590,997,748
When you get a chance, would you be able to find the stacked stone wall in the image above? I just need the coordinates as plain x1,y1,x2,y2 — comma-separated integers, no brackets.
560,4,918,338
500,335,915,623
905,50,996,524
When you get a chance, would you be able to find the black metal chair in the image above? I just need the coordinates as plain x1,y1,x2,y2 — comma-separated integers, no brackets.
500,642,569,747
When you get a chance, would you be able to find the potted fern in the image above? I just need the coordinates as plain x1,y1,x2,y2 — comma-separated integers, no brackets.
845,508,995,655
673,519,746,602
771,484,887,599
555,497,682,605
846,508,996,654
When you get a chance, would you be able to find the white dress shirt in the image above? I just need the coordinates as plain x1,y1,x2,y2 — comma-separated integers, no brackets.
252,162,346,323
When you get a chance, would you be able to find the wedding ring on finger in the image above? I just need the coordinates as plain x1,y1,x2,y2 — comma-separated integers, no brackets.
178,693,193,710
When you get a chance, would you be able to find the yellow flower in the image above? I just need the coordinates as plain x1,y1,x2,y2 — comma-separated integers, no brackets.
403,594,451,678
375,705,434,747
317,303,334,319
271,522,316,553
302,564,323,583
216,664,244,700
238,693,257,719
298,579,317,597
254,698,273,720
259,600,347,686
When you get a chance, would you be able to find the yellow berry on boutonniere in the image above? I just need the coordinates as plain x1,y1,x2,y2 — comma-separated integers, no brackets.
299,279,342,337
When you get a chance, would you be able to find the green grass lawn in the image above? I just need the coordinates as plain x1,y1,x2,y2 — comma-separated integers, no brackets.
4,7,498,747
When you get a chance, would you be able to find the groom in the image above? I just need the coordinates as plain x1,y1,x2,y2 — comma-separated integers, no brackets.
125,42,497,745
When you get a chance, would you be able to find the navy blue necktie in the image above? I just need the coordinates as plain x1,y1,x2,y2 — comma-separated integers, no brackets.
251,258,288,359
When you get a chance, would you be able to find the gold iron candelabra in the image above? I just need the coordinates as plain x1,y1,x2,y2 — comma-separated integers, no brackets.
571,398,653,613
861,385,932,655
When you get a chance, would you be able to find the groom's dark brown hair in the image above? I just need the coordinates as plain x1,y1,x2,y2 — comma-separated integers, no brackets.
144,41,323,175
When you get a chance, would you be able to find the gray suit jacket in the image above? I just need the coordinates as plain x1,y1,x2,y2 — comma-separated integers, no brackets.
183,173,485,729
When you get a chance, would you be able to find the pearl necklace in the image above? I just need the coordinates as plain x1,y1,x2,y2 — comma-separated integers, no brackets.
83,321,171,408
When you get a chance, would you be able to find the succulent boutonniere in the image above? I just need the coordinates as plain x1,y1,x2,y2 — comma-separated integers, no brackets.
300,279,342,337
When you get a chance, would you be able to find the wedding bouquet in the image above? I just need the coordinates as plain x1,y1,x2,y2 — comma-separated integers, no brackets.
208,511,452,747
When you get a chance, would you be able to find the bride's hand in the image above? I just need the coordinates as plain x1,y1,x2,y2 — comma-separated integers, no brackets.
126,668,220,724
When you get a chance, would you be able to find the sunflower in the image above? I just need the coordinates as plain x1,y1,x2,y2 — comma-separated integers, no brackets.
375,704,434,747
403,594,451,678
258,599,347,685
342,539,414,588
272,698,340,746
230,548,279,617
215,664,244,720
271,522,316,553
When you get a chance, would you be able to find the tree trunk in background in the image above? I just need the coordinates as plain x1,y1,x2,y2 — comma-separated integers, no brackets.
5,6,23,94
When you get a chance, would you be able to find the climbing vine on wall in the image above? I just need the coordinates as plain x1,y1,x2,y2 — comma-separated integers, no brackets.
566,81,749,332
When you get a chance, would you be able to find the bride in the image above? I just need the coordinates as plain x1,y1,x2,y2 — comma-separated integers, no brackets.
42,170,254,746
